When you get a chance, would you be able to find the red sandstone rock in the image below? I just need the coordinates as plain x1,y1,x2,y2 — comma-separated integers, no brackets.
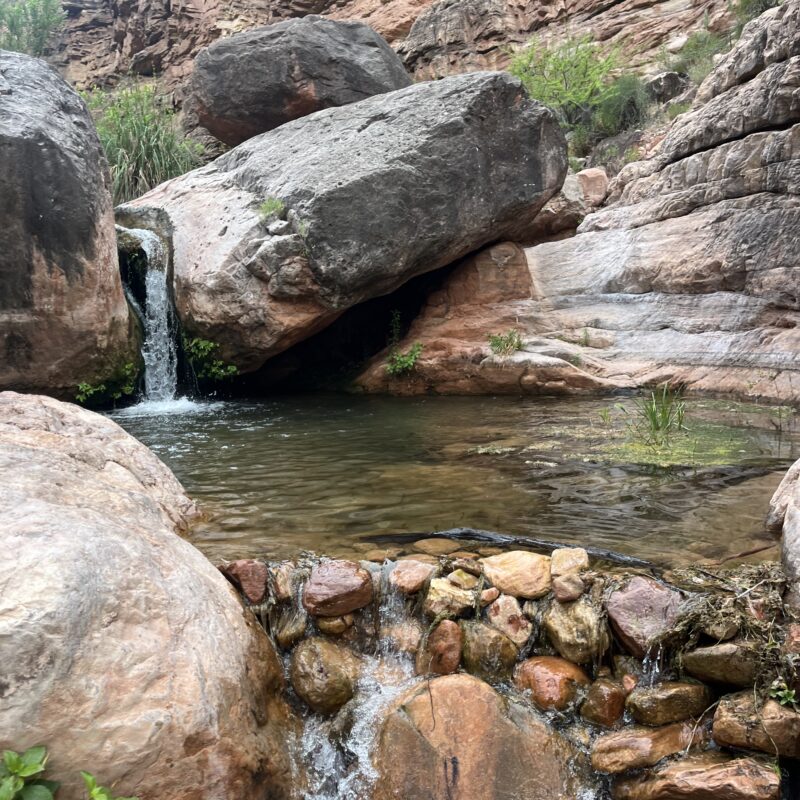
514,656,590,711
219,558,268,604
606,577,683,658
486,594,532,647
415,619,462,675
626,682,711,726
389,559,436,595
581,678,626,728
302,559,373,617
553,573,585,602
592,721,700,773
713,691,800,758
481,550,552,599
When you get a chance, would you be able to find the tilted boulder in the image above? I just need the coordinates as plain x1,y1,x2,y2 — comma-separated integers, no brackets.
0,51,135,397
121,72,566,372
187,16,412,146
0,392,297,799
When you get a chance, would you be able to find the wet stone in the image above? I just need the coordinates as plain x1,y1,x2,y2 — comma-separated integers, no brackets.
448,568,479,590
389,559,437,595
303,559,374,617
591,721,700,773
581,678,626,728
317,614,354,635
713,691,800,758
289,638,360,714
551,547,589,577
272,605,307,650
606,576,683,658
219,558,269,604
626,682,711,726
542,596,610,665
269,561,298,602
553,573,585,602
415,619,462,675
481,551,552,599
682,641,759,687
381,620,423,654
462,621,518,682
514,656,590,711
423,578,474,618
486,594,532,648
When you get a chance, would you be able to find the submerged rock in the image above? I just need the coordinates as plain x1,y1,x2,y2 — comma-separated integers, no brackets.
302,559,373,616
0,392,296,799
0,52,135,397
373,674,593,800
514,656,590,712
612,753,780,800
122,72,566,373
289,637,361,714
581,678,627,728
187,16,411,146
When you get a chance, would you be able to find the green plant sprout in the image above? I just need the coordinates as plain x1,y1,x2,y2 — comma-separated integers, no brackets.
489,329,523,355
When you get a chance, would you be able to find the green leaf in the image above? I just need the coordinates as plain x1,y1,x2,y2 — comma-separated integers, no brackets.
20,785,54,800
14,765,43,779
2,753,22,776
0,776,23,800
19,749,46,769
27,781,58,794
81,772,97,792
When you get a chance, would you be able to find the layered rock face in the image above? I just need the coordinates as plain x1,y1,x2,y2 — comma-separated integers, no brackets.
0,51,135,397
358,2,800,403
121,72,566,372
0,392,297,799
186,16,411,146
54,0,732,88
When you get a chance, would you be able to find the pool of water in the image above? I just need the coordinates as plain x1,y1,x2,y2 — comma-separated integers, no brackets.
111,395,800,565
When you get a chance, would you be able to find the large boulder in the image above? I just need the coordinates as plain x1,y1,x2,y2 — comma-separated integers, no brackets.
120,71,566,372
0,52,135,398
767,457,800,606
357,1,800,403
0,392,297,799
187,16,412,146
372,673,595,800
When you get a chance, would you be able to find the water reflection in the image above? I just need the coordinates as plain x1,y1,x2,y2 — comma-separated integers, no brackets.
111,395,800,565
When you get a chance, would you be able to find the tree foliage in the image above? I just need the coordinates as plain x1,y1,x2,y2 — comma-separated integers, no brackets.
0,0,65,56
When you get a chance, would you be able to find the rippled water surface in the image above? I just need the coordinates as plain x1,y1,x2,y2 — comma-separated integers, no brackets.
112,395,800,564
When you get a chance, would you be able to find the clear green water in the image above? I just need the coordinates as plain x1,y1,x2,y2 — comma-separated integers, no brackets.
112,395,800,565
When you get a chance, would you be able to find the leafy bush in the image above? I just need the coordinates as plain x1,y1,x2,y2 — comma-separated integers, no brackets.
664,29,730,84
489,329,523,356
386,343,423,376
76,362,138,406
258,197,285,221
509,35,618,131
0,0,64,56
86,85,204,204
183,337,238,381
594,73,650,137
0,746,59,800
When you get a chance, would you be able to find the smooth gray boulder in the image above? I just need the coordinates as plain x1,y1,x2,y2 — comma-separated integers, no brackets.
0,392,298,799
123,71,566,372
187,15,412,146
0,50,135,398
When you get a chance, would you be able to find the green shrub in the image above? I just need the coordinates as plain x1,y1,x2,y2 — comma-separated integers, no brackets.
386,343,423,376
664,29,730,84
666,101,692,120
509,35,619,131
258,197,285,220
0,746,59,800
594,73,650,137
732,0,780,32
0,0,64,56
489,329,523,356
86,84,204,204
183,337,238,381
76,362,138,406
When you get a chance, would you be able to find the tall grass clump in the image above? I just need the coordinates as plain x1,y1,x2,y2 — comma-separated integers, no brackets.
0,0,64,55
86,84,204,204
622,384,687,448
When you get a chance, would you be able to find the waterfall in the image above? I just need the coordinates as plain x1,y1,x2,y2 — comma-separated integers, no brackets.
119,227,181,408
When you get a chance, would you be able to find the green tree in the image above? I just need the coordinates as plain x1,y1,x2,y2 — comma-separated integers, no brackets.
509,35,619,130
86,84,204,204
0,0,65,56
